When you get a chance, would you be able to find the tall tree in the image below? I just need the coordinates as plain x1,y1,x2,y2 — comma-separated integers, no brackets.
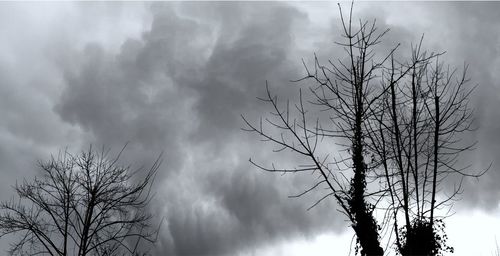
243,4,391,255
367,41,484,255
244,3,484,255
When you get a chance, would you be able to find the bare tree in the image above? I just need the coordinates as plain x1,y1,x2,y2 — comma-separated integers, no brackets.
243,3,484,256
0,146,162,256
243,4,393,255
366,40,485,255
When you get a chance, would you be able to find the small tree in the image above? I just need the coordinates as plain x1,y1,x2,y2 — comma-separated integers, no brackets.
0,146,161,256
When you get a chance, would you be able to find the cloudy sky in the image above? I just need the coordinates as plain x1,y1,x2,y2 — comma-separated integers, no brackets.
0,2,500,255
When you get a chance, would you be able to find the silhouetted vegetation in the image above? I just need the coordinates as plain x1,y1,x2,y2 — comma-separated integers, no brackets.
399,218,453,256
244,3,484,255
0,146,161,256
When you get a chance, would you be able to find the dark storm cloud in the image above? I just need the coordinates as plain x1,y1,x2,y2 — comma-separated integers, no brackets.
433,2,500,210
187,3,306,140
346,2,500,211
54,2,345,255
2,2,500,256
377,2,500,210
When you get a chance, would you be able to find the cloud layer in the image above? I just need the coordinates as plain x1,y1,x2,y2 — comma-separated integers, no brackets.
1,2,500,255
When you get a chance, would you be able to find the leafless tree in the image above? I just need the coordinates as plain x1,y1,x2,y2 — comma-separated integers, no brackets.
0,146,162,256
243,3,484,256
243,3,394,255
366,40,485,255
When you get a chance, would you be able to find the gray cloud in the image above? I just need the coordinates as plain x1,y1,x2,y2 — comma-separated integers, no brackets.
2,2,500,256
382,2,500,210
323,2,500,211
52,2,346,255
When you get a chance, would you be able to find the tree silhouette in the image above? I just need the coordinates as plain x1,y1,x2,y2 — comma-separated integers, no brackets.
368,40,485,256
0,146,161,256
243,3,484,255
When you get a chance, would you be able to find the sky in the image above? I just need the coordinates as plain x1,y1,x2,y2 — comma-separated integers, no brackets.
0,1,500,256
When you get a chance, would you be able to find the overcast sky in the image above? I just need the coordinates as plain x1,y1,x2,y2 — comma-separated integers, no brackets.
0,2,500,256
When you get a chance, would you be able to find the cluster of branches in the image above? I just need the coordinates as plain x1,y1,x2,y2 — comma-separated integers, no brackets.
0,146,161,256
243,3,484,256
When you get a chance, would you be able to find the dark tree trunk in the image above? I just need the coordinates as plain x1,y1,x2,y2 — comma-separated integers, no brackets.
348,92,383,256
349,148,383,256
